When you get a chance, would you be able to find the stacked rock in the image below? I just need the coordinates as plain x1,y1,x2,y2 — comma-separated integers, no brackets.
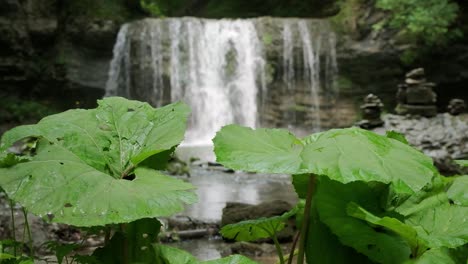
448,99,466,115
395,68,437,117
356,93,384,129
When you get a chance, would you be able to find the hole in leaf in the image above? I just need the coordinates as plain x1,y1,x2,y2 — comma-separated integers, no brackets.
64,203,73,208
372,226,384,233
102,147,109,152
59,162,64,165
123,174,136,181
449,199,454,205
47,213,55,221
127,108,135,112
367,244,376,250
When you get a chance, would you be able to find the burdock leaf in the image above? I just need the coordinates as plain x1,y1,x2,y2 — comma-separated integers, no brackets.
0,97,196,226
220,209,296,242
214,125,436,193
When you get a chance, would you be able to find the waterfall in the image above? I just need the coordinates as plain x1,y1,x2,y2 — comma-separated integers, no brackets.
105,18,337,145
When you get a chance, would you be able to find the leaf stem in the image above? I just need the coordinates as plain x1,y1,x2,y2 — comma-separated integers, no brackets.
120,224,129,264
104,226,111,246
9,199,17,256
22,208,34,257
272,231,285,264
297,174,316,264
288,231,300,264
120,165,135,179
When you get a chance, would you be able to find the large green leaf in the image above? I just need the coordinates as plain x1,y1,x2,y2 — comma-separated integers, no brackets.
220,209,296,242
393,175,450,217
213,125,303,174
447,175,468,206
347,202,428,256
300,128,435,194
214,125,436,193
406,246,468,264
155,245,259,264
405,203,468,249
1,97,190,176
305,200,374,264
455,160,468,167
314,177,412,264
387,175,468,250
385,131,409,145
203,255,259,264
155,245,198,264
0,97,197,226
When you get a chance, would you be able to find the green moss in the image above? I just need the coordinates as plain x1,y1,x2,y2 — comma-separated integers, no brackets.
262,34,273,46
66,0,135,21
329,0,364,35
336,76,355,92
224,49,238,77
0,97,59,123
199,0,339,18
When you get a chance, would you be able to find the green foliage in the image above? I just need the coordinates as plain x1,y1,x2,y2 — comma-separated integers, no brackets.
136,0,339,18
139,0,187,17
140,0,164,17
0,240,34,264
93,218,162,263
155,245,259,264
0,97,196,226
213,125,468,263
385,130,409,145
156,245,199,264
305,201,373,264
375,0,461,45
0,98,262,263
65,0,137,21
0,97,58,123
213,125,436,194
447,175,468,206
314,178,412,263
220,208,297,242
455,160,468,167
46,241,81,264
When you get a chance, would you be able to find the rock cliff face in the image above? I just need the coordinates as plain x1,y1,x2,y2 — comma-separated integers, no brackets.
0,0,120,108
1,0,467,118
332,0,468,111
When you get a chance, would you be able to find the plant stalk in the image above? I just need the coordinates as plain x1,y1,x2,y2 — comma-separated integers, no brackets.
120,224,129,264
23,208,34,257
272,232,285,264
120,165,135,179
288,231,300,264
297,174,316,264
9,199,17,256
104,226,111,245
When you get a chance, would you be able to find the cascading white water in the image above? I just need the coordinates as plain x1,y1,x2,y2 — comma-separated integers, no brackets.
105,17,337,145
298,20,322,129
105,24,130,98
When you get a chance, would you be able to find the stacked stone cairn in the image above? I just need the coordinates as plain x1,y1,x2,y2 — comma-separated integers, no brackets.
356,93,384,129
395,68,437,117
447,99,466,115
